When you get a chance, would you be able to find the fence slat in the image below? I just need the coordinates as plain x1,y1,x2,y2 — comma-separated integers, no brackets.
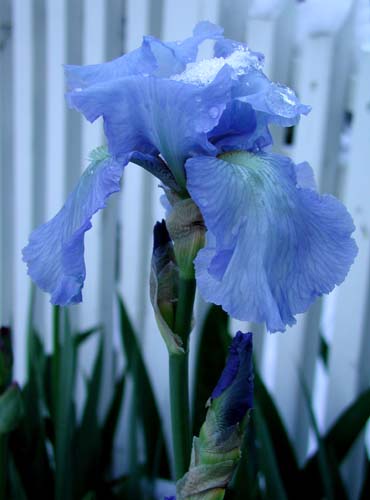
0,0,13,328
325,47,370,497
12,0,34,384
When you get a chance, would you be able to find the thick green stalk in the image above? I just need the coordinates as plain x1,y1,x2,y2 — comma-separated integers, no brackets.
52,306,61,420
170,276,196,480
174,278,196,344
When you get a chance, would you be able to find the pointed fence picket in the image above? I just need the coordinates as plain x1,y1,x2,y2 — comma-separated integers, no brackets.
0,0,369,495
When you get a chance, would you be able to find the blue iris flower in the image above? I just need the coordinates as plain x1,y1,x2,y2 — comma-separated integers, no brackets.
23,21,357,331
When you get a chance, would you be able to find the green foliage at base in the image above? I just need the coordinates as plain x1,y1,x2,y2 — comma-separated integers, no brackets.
2,293,170,500
193,306,370,500
1,300,370,499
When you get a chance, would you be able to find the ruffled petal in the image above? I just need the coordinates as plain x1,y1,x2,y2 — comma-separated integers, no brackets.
186,152,357,332
22,149,124,306
65,44,157,91
214,37,264,62
214,40,309,127
240,77,311,127
169,21,224,62
154,21,224,77
65,22,223,90
67,67,233,188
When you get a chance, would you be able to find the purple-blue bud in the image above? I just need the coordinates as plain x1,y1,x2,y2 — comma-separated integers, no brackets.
211,331,253,427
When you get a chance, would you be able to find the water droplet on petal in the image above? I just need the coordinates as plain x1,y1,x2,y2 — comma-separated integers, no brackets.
265,84,298,118
208,106,219,119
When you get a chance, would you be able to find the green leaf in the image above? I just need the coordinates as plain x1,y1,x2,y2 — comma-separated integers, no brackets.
74,325,102,348
8,456,28,500
9,327,54,499
192,305,230,437
325,388,370,461
54,310,76,500
300,378,345,500
302,387,370,494
254,404,288,500
254,368,299,497
117,295,171,481
73,339,104,499
0,326,13,392
101,372,126,470
319,334,329,368
360,456,370,500
226,417,261,500
0,384,24,435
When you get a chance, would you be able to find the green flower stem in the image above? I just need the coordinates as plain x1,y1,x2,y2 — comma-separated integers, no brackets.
169,352,191,481
0,434,7,498
170,276,196,481
52,306,61,420
174,277,196,345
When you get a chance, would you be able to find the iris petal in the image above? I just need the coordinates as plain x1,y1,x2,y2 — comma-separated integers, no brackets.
239,73,311,127
186,152,357,332
155,20,224,76
210,100,272,152
65,21,223,90
65,45,157,91
22,150,124,306
214,37,264,62
67,66,234,188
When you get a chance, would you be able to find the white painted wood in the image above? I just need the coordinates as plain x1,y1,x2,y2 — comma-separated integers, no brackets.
246,0,296,82
162,0,201,40
245,1,298,398
98,0,125,418
118,0,153,334
255,4,356,463
79,0,105,331
325,47,370,495
31,0,49,344
12,0,34,384
42,0,68,352
219,0,248,40
0,0,13,328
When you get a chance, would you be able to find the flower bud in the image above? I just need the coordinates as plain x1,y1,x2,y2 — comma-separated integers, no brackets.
166,197,206,280
176,332,254,499
150,220,184,355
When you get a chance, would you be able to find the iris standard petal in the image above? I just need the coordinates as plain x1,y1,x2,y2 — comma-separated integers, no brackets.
213,40,309,127
22,149,124,306
150,21,224,78
65,22,223,90
167,21,224,65
214,37,264,62
239,72,311,127
186,152,357,332
65,44,157,91
67,66,233,188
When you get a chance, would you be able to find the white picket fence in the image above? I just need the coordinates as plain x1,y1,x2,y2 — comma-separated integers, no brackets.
1,0,370,496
